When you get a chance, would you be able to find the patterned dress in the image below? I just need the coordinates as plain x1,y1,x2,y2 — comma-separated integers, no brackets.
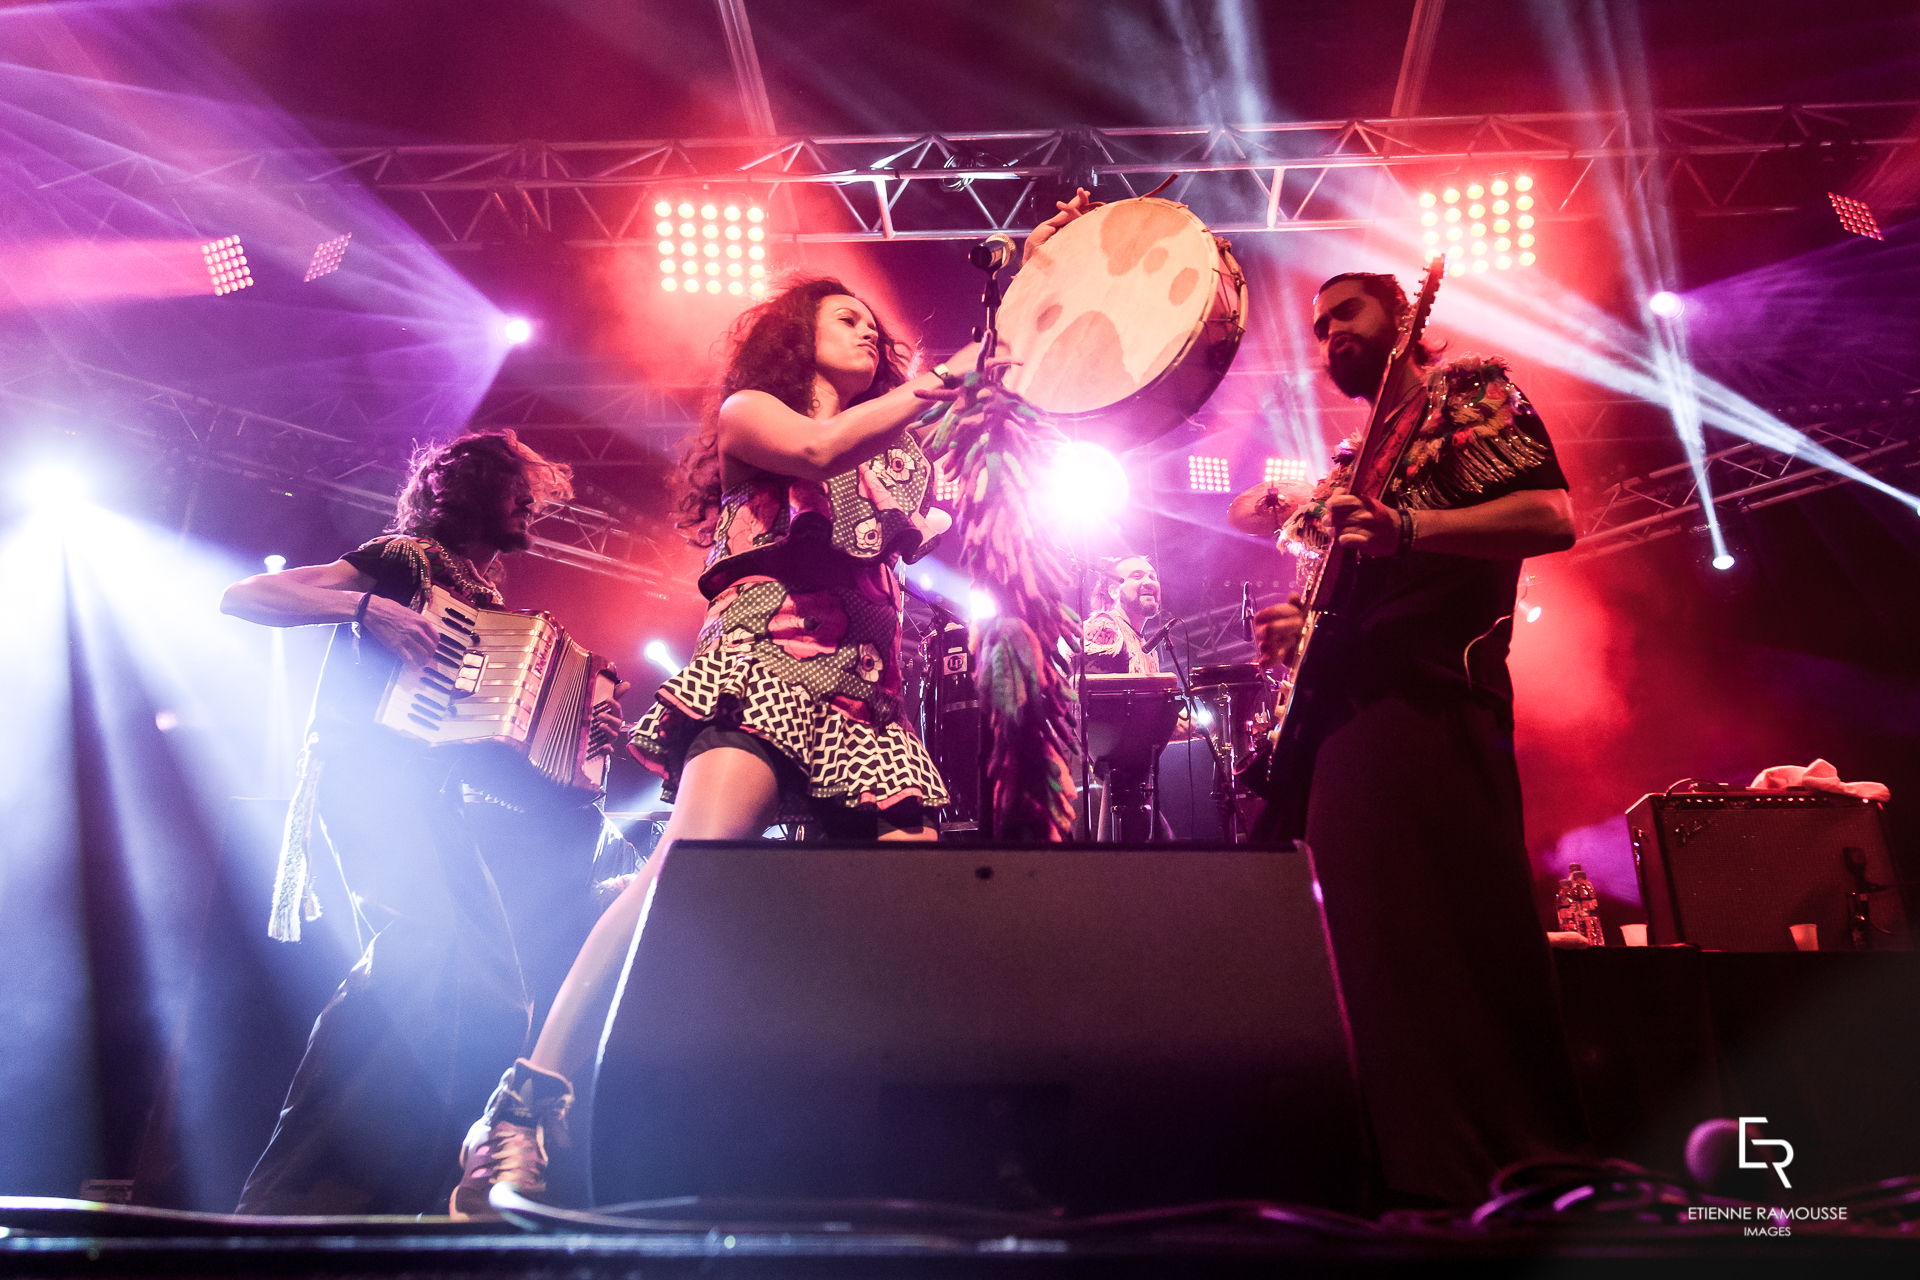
629,434,950,821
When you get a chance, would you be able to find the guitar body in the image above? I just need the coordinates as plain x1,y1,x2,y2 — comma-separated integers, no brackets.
1245,257,1447,836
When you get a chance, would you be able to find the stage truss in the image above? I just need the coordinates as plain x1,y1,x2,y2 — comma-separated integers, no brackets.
52,102,1914,247
16,101,1920,583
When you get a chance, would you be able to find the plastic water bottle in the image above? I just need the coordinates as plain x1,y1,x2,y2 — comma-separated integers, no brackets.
1567,863,1605,947
1554,877,1578,933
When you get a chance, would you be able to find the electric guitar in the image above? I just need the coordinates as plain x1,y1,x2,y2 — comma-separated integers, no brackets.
1244,255,1446,823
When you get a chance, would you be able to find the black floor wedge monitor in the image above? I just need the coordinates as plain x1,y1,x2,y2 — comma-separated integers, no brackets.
592,841,1367,1215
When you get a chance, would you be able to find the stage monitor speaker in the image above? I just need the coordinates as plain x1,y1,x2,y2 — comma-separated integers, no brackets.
1626,791,1909,952
592,841,1367,1214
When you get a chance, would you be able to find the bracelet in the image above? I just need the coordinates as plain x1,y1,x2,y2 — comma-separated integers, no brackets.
352,590,373,627
931,362,962,389
1395,506,1417,557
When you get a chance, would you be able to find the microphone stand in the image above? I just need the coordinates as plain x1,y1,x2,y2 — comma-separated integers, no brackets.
972,244,1008,369
1159,624,1241,844
1069,547,1093,841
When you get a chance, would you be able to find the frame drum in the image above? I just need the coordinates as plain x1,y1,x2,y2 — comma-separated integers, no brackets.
998,197,1246,448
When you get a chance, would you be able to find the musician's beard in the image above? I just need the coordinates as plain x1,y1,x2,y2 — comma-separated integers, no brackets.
1327,338,1389,400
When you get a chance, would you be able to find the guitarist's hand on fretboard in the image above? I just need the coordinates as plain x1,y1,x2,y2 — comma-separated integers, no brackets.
1253,595,1306,670
1325,494,1410,557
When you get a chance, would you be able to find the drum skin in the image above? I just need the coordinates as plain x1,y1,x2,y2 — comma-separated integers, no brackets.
998,197,1246,449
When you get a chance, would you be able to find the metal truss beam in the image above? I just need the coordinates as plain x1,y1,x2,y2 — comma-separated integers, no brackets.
0,355,679,593
57,102,1920,247
1571,398,1920,560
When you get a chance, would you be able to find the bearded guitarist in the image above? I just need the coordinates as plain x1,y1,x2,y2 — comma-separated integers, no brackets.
1249,270,1584,1206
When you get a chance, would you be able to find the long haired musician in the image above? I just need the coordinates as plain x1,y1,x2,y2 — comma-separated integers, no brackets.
445,191,1095,1219
219,429,607,1216
1250,271,1585,1205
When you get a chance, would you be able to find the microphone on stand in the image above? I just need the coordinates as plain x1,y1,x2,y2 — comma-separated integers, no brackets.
1141,616,1180,654
1240,582,1255,641
968,232,1016,272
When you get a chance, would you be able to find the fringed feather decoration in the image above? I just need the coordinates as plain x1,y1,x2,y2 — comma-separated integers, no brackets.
919,372,1079,841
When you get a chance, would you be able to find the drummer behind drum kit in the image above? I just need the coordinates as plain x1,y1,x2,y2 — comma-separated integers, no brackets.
912,194,1284,841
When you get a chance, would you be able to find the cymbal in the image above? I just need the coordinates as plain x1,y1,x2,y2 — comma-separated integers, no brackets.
1225,481,1309,537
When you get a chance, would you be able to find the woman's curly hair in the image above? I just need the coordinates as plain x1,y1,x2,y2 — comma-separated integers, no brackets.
391,429,573,551
676,277,911,547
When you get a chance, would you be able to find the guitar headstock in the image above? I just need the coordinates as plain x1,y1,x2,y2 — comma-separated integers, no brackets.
1390,254,1447,365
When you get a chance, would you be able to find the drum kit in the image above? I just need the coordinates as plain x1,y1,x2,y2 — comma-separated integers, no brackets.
910,194,1290,842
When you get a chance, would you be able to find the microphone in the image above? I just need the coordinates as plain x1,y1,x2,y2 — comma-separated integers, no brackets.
968,232,1016,272
1140,616,1180,654
1240,582,1254,641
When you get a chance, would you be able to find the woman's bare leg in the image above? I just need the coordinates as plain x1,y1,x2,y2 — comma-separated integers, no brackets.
877,814,938,842
527,747,781,1082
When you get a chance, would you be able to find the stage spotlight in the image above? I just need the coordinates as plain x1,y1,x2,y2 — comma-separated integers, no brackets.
656,198,769,292
1647,291,1686,319
1263,458,1309,488
1041,441,1128,528
1187,456,1231,493
642,639,682,675
302,233,352,282
1829,193,1884,241
16,460,92,512
1712,553,1736,571
500,316,535,346
201,235,253,295
1421,177,1540,269
967,587,999,623
262,553,287,573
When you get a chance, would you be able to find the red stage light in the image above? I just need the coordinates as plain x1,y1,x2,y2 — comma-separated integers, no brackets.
1416,176,1542,271
1829,193,1884,240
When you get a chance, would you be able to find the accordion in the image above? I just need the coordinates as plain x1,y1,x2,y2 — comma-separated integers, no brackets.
373,585,621,808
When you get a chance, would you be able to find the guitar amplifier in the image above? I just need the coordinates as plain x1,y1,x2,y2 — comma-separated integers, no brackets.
1626,790,1909,952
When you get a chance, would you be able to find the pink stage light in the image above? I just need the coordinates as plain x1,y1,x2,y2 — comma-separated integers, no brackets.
1263,457,1309,487
1187,456,1231,493
1,241,216,308
201,235,253,295
1647,291,1685,319
500,316,535,346
1041,440,1127,529
656,196,769,294
1420,175,1537,271
303,233,352,282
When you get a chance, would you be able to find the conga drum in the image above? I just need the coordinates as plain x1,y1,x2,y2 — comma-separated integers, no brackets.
998,197,1247,448
1187,662,1275,775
